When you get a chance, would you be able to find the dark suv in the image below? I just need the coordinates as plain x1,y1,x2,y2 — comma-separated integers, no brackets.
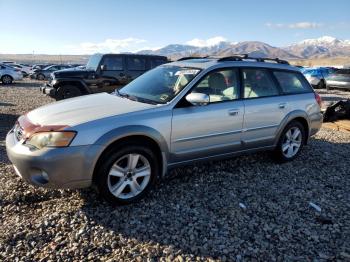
41,53,168,100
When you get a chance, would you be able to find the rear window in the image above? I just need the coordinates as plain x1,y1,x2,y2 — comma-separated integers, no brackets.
127,57,146,70
273,71,311,94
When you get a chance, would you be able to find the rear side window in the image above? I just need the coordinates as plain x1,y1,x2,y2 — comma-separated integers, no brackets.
127,57,146,70
150,59,166,68
102,56,124,70
242,68,280,98
273,71,311,94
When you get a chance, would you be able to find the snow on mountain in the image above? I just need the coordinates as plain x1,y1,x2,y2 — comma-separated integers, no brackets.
138,36,350,59
284,36,350,58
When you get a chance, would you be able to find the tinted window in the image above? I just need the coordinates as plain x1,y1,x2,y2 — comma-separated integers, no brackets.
192,68,240,103
335,69,350,75
273,71,311,94
127,57,146,70
151,59,166,68
102,56,123,70
243,69,279,98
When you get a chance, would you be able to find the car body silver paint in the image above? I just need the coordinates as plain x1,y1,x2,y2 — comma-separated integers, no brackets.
6,59,322,189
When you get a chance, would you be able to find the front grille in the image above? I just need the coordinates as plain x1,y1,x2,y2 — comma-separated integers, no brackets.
14,123,24,141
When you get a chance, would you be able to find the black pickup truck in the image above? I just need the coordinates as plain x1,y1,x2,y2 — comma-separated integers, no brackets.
41,53,168,100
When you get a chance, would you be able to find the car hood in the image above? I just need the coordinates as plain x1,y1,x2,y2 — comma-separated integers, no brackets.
53,68,92,78
26,93,157,126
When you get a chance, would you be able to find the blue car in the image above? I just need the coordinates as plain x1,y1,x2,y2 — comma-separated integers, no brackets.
301,67,336,89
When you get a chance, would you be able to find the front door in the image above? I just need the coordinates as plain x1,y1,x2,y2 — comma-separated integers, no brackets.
171,68,244,163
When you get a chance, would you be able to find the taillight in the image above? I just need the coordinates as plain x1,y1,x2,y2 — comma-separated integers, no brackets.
314,92,322,107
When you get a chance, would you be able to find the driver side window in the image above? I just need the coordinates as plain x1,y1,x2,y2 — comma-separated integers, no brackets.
192,68,240,103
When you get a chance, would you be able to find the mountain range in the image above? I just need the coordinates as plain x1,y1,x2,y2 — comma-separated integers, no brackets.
138,36,350,60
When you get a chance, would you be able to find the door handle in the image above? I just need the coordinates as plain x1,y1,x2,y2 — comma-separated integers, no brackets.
228,109,239,116
278,103,287,109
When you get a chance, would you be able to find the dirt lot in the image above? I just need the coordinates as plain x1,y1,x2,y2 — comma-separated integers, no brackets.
1,81,350,261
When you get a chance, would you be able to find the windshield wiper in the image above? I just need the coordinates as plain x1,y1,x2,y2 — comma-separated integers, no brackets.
115,90,159,105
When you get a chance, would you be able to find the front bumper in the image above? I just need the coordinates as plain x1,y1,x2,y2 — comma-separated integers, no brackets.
40,84,57,97
6,129,104,189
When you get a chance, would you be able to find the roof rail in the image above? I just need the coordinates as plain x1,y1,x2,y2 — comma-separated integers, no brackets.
177,56,208,61
217,55,289,65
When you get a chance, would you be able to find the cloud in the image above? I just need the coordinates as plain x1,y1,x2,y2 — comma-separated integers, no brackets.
186,36,227,47
265,22,323,29
65,38,147,54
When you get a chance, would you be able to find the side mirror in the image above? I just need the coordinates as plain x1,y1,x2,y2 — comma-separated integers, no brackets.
100,65,107,71
186,92,210,106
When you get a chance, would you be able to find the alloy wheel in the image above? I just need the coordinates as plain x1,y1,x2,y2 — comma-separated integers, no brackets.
107,153,151,199
282,127,302,158
2,75,12,84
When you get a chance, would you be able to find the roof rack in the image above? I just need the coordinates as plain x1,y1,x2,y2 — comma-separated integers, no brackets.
217,55,289,65
177,56,208,61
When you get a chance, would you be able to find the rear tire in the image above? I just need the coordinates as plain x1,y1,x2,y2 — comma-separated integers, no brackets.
273,121,306,163
37,74,45,80
56,85,82,100
1,75,13,85
317,79,325,89
94,145,159,205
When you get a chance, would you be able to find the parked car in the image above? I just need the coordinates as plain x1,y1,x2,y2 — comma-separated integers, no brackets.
301,67,336,89
8,64,32,77
40,53,168,100
30,64,72,80
326,68,350,90
31,64,52,71
0,64,23,84
6,56,323,204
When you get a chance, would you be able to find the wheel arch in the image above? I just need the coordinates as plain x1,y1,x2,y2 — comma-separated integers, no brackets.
1,74,13,82
274,111,310,146
55,79,91,94
92,126,169,182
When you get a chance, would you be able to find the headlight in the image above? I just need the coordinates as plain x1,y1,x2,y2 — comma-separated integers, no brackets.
51,79,57,85
25,131,76,149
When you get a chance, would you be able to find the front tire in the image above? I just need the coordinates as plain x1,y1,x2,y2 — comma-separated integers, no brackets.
56,85,82,100
1,75,13,85
95,145,159,205
274,121,305,163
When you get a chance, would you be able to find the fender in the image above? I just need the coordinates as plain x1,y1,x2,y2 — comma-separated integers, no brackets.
93,125,170,177
52,78,92,93
274,110,310,146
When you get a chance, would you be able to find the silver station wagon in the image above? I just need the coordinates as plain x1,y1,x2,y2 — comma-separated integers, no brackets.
6,55,323,204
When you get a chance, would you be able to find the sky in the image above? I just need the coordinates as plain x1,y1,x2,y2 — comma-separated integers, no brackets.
0,0,350,54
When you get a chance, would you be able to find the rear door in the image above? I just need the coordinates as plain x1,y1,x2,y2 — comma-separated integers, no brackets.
241,68,286,149
171,67,244,163
99,55,126,92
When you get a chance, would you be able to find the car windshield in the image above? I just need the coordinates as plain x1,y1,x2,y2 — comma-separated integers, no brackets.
86,54,103,70
117,66,201,104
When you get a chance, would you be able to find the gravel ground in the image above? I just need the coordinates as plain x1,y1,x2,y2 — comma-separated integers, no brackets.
1,81,350,261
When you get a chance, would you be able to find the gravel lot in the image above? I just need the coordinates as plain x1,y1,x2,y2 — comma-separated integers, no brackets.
1,81,350,261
